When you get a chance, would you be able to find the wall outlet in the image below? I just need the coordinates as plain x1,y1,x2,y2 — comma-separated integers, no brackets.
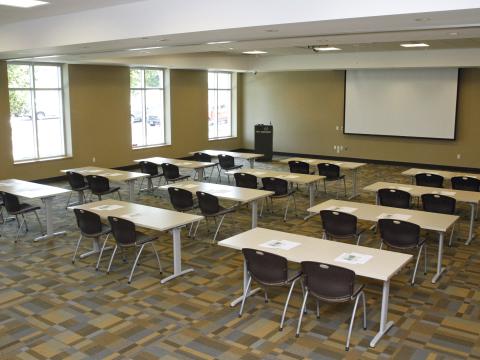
457,154,461,159
92,157,96,163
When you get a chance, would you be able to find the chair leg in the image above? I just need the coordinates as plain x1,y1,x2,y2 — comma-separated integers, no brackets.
423,244,428,275
448,224,456,247
283,196,291,222
33,210,44,236
239,275,252,317
346,293,362,351
128,244,145,284
150,242,163,274
343,178,347,198
213,214,226,243
264,288,268,303
72,234,83,264
96,234,111,271
296,290,309,337
107,245,118,274
280,278,299,330
260,198,266,217
188,222,194,238
65,191,73,209
323,179,327,193
316,300,320,319
192,220,200,239
411,244,425,285
117,191,122,201
15,216,26,242
361,291,367,330
355,233,362,246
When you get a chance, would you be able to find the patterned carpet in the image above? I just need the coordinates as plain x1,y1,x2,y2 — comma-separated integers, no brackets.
0,158,479,359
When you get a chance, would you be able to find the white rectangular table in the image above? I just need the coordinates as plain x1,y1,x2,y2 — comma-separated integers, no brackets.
61,166,148,202
364,181,480,245
225,168,324,207
159,181,274,228
280,157,367,199
401,168,480,183
190,150,264,168
0,179,70,241
70,199,203,283
308,199,458,284
219,227,412,348
134,157,216,182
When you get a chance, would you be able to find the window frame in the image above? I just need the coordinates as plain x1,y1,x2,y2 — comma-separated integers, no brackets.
208,71,233,140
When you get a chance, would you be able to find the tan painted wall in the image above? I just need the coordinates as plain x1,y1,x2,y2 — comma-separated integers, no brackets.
0,63,242,180
240,69,480,168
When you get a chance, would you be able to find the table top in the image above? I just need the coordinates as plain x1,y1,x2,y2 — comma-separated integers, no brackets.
134,157,215,169
159,181,274,203
308,199,458,233
280,157,366,170
70,199,203,232
0,179,70,199
401,168,480,180
363,181,480,205
219,227,412,282
61,166,148,182
225,168,324,185
190,150,264,160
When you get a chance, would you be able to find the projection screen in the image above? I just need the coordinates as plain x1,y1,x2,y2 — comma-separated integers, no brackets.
344,68,459,139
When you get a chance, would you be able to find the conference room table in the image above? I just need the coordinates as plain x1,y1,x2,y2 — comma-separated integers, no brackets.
61,166,148,202
134,157,216,182
401,168,480,183
363,181,480,245
159,181,274,228
0,179,70,241
224,168,324,207
70,199,203,283
189,149,264,168
280,157,367,199
218,227,412,348
307,199,458,284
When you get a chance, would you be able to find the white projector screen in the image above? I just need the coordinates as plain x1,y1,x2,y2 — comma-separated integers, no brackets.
344,68,458,139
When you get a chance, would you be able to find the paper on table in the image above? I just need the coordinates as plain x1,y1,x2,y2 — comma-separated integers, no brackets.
91,204,124,211
254,172,266,175
283,175,299,179
260,240,301,250
123,212,142,219
325,206,357,214
178,162,192,166
335,252,373,265
377,213,412,221
335,162,344,165
103,173,121,177
182,184,199,189
305,159,315,163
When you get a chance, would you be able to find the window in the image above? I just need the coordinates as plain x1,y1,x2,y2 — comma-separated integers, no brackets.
130,68,166,148
8,63,67,162
208,72,232,139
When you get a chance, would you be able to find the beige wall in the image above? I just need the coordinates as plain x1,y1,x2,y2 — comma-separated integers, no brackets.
241,69,480,168
0,63,242,180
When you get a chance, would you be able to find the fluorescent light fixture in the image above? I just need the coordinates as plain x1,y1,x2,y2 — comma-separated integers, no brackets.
242,50,268,55
128,46,163,51
313,46,341,52
400,43,429,48
0,0,48,7
207,41,233,45
33,55,60,59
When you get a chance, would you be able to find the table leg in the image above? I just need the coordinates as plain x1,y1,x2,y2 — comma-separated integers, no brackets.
370,280,394,347
34,196,67,242
160,227,194,283
465,204,476,245
230,259,261,307
348,169,359,199
80,238,113,259
127,180,135,202
251,200,258,228
432,231,447,283
249,159,255,169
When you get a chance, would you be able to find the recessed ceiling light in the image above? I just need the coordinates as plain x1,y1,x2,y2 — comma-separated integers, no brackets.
400,43,429,48
33,55,60,59
206,41,233,45
128,46,163,51
312,46,341,52
242,50,268,55
0,0,48,7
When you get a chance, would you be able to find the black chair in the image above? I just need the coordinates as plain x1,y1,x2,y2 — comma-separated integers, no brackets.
378,188,411,209
296,262,367,351
161,163,190,184
193,152,218,181
217,154,242,184
234,172,258,189
196,191,236,243
378,219,427,285
168,187,200,238
72,209,111,264
86,175,121,201
66,171,89,208
421,193,457,246
239,248,302,330
103,216,162,284
0,198,4,224
0,192,44,242
288,161,314,175
451,176,480,192
320,210,364,245
317,163,346,198
261,177,297,221
138,161,163,193
415,173,444,188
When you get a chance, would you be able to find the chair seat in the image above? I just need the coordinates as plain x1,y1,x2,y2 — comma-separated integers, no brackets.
148,173,163,179
203,205,236,217
384,238,426,251
175,203,199,212
72,185,89,192
8,203,41,215
325,174,345,181
252,269,302,287
311,283,365,303
92,187,121,196
265,189,295,199
223,165,243,171
135,232,157,245
325,229,363,240
81,224,111,238
167,175,190,182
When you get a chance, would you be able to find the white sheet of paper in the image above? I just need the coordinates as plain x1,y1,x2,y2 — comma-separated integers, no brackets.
325,206,357,214
305,159,315,163
91,205,124,211
103,173,121,177
440,191,456,196
283,175,299,179
335,252,373,265
260,240,301,251
377,213,412,221
182,184,199,189
179,162,192,166
335,162,343,165
123,212,142,219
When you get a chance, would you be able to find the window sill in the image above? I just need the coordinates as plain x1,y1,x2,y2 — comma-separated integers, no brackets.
208,136,237,142
14,155,73,165
132,143,171,151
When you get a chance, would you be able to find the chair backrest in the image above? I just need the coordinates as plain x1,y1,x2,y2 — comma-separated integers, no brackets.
218,154,235,169
139,161,159,176
421,193,456,215
320,210,357,237
378,218,420,248
74,208,103,235
261,177,288,196
193,152,212,162
161,163,180,180
378,188,411,209
242,248,288,285
317,163,340,179
196,191,221,215
1,192,21,213
86,175,110,194
288,161,310,174
108,216,136,246
415,173,444,188
67,171,87,190
301,261,355,301
451,176,480,192
168,187,194,211
234,172,258,189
